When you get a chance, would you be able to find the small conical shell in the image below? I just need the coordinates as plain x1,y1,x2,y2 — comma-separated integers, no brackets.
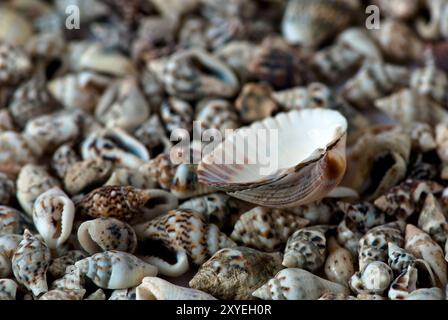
230,207,309,252
137,277,216,300
405,224,447,288
189,247,283,300
253,268,349,300
282,226,327,272
75,251,157,289
324,237,355,286
77,218,137,254
11,230,51,296
0,279,18,300
32,187,75,249
418,193,448,246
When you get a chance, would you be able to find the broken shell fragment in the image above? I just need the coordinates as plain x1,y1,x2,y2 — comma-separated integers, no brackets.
11,230,51,296
253,268,349,300
230,207,309,252
32,187,75,249
77,218,137,254
51,265,84,291
189,246,283,300
75,250,157,289
137,277,217,300
197,109,348,208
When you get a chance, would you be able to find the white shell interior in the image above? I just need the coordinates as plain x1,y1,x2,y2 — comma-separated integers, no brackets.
199,109,347,184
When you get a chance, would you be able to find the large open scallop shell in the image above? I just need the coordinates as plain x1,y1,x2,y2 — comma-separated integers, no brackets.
197,109,347,207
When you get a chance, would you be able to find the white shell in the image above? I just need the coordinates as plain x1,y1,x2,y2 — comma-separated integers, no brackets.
77,218,137,254
0,279,18,300
75,251,158,289
404,288,445,300
51,265,84,291
350,261,393,295
324,237,355,286
33,187,75,249
253,268,349,300
197,109,347,208
11,230,51,296
136,277,217,300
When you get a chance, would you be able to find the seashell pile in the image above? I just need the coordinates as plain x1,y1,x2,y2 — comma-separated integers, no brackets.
0,0,448,301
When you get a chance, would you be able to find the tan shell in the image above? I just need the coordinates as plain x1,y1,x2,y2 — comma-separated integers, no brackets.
235,83,277,123
51,265,84,291
0,131,36,177
16,164,60,216
137,277,217,300
134,115,172,157
253,268,350,300
373,0,420,20
75,251,157,289
64,159,113,195
0,234,22,277
324,237,355,286
12,230,51,296
190,246,283,300
133,209,236,276
405,224,447,288
85,289,106,300
179,193,233,227
436,122,448,179
404,288,445,300
272,83,335,111
230,207,309,252
32,187,75,249
196,98,240,134
77,218,137,254
51,144,80,179
0,7,32,46
418,193,448,246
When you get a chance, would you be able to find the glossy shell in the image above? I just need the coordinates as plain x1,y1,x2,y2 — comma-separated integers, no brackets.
137,277,217,300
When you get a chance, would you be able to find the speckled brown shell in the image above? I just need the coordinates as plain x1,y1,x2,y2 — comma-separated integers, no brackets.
48,250,87,279
189,246,283,300
0,41,31,86
195,99,240,134
63,159,113,195
235,83,277,123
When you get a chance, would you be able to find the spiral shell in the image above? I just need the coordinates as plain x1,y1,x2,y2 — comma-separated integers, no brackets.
230,207,309,252
133,209,235,276
253,268,349,300
324,237,355,286
81,128,150,170
0,131,37,177
16,164,60,216
137,277,216,300
95,77,150,131
405,224,447,288
64,159,113,195
282,226,327,272
374,179,443,220
77,218,137,254
189,246,283,300
32,187,75,249
0,279,18,300
76,186,151,221
350,261,393,295
75,251,157,289
12,230,51,296
358,221,405,271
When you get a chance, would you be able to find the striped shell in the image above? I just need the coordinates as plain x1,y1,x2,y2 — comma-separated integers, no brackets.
230,207,309,252
75,251,157,289
189,246,283,300
137,277,217,300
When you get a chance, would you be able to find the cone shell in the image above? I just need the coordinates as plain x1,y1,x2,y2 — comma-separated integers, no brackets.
189,246,283,300
32,187,75,249
11,230,51,296
324,237,355,286
198,109,348,208
253,268,349,300
282,226,327,272
75,251,157,289
0,279,18,300
405,224,447,288
16,164,60,216
230,207,309,252
137,277,216,300
77,218,137,254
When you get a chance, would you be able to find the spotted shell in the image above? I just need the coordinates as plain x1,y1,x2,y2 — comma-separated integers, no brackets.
196,98,240,134
77,218,137,254
12,230,51,296
388,242,416,274
51,144,81,179
134,115,172,158
32,187,75,249
190,246,282,300
133,209,236,276
272,82,335,111
230,207,309,252
418,194,448,246
358,221,405,271
350,261,393,295
405,224,447,288
0,41,31,86
75,251,157,289
64,159,113,195
95,77,150,131
0,173,15,205
0,206,30,236
324,237,355,286
0,279,18,300
16,164,60,216
342,61,410,109
0,131,37,177
179,193,233,227
76,186,152,221
137,277,217,300
81,128,150,170
253,268,350,300
39,289,86,300
48,250,87,279
374,179,443,220
282,226,327,272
